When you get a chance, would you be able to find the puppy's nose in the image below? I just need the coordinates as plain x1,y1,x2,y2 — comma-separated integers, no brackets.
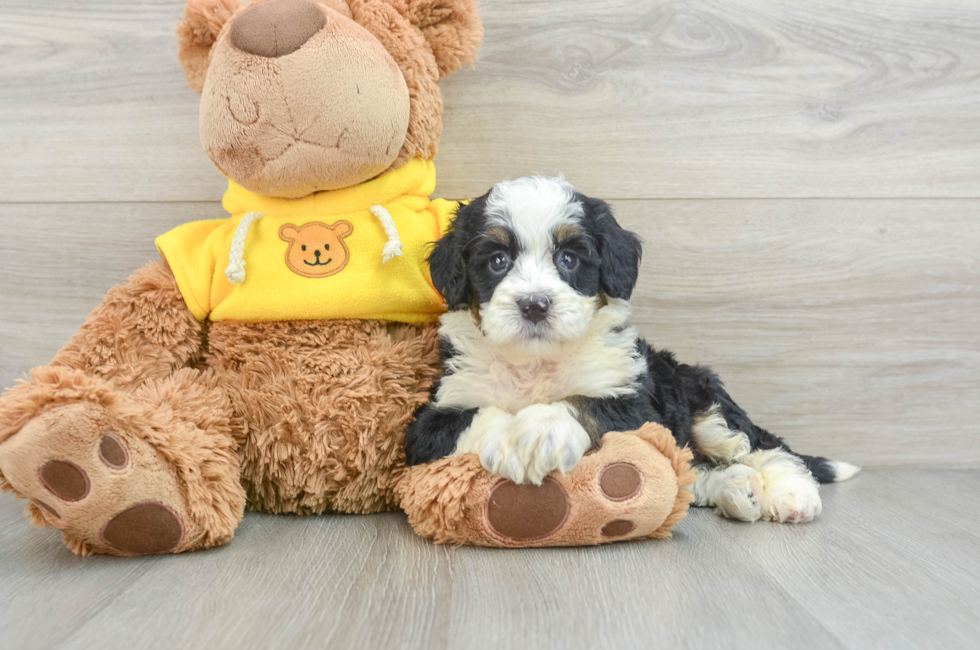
230,0,326,58
518,295,551,324
314,249,321,258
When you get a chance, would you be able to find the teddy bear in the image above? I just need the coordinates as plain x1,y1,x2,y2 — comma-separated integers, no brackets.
0,0,483,556
0,0,695,556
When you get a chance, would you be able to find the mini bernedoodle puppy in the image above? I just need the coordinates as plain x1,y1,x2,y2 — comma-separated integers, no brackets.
406,176,860,523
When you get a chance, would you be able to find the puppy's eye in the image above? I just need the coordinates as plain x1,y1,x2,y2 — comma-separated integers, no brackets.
558,251,578,271
302,245,307,252
489,253,511,273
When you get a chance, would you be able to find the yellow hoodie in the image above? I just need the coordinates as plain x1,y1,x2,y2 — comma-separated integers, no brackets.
156,158,456,324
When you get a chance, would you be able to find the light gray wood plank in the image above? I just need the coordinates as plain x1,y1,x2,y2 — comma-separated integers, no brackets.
0,496,844,650
711,470,980,649
61,514,455,650
2,471,979,649
615,199,980,468
0,498,159,649
0,202,208,385
442,521,842,650
2,199,977,467
2,1,980,202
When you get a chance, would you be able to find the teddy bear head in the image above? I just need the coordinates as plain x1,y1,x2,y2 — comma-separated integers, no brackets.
176,0,482,199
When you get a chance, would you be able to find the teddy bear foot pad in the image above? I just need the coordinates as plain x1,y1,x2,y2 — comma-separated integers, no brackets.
399,423,696,547
485,465,647,542
0,401,194,556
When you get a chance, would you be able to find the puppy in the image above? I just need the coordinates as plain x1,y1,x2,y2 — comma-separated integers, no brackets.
406,176,860,523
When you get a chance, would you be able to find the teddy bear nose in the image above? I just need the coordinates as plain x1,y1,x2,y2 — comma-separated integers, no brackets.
230,0,327,58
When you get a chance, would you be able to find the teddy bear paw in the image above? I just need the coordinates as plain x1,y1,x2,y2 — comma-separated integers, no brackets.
0,402,190,555
479,427,691,546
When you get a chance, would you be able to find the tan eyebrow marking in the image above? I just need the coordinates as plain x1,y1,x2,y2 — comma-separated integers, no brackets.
486,226,512,245
553,222,584,244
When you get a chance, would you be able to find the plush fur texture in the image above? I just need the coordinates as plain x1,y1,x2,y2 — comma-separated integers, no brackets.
207,317,440,514
406,177,860,526
177,0,483,198
0,261,440,555
176,0,244,93
0,0,481,556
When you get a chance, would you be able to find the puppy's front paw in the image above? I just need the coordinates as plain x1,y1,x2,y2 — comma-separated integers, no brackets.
478,426,528,485
452,407,524,483
509,403,591,485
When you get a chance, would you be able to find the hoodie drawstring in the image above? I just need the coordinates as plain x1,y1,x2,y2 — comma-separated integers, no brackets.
225,212,264,284
370,205,404,264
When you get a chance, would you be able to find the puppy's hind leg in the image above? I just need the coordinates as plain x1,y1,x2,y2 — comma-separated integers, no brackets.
689,406,762,521
742,449,823,523
690,404,751,465
692,463,763,522
689,407,826,524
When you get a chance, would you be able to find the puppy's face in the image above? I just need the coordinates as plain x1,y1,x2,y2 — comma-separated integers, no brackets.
430,177,642,355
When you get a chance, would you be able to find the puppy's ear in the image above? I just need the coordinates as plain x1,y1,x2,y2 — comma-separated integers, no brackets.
583,197,642,300
176,0,244,93
400,0,483,78
429,200,481,308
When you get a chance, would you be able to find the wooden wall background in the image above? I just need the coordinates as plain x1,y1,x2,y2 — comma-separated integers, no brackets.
1,0,978,468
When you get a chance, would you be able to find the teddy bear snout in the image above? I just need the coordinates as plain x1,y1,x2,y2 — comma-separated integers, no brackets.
230,0,327,58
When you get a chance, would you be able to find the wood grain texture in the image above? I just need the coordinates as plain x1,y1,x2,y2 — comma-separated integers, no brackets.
2,0,980,202
1,470,978,650
2,199,977,467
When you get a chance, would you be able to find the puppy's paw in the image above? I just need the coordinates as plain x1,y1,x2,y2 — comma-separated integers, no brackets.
478,427,528,485
452,407,522,482
758,476,823,523
712,464,763,522
510,403,591,485
747,449,823,523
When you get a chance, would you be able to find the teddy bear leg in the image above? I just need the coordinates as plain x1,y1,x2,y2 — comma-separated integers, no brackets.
0,368,245,556
399,423,697,547
49,259,208,391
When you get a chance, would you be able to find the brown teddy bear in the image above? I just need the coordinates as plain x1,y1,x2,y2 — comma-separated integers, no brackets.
0,0,694,556
0,0,482,556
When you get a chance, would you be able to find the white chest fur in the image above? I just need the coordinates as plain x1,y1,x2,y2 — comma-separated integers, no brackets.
435,300,648,413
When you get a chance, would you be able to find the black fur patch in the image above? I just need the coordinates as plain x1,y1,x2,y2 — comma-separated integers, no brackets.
427,195,490,309
405,406,478,466
577,195,642,300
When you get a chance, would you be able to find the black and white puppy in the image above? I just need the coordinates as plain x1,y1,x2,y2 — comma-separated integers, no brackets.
406,177,860,523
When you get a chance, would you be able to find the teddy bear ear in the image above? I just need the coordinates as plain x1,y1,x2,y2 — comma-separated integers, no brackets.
279,224,300,242
176,0,245,93
331,221,354,238
400,0,484,78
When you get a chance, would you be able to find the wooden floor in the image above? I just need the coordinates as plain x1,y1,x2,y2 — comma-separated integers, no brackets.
2,469,978,650
1,0,979,648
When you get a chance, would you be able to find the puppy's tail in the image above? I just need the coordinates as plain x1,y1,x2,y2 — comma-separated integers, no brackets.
797,454,862,484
